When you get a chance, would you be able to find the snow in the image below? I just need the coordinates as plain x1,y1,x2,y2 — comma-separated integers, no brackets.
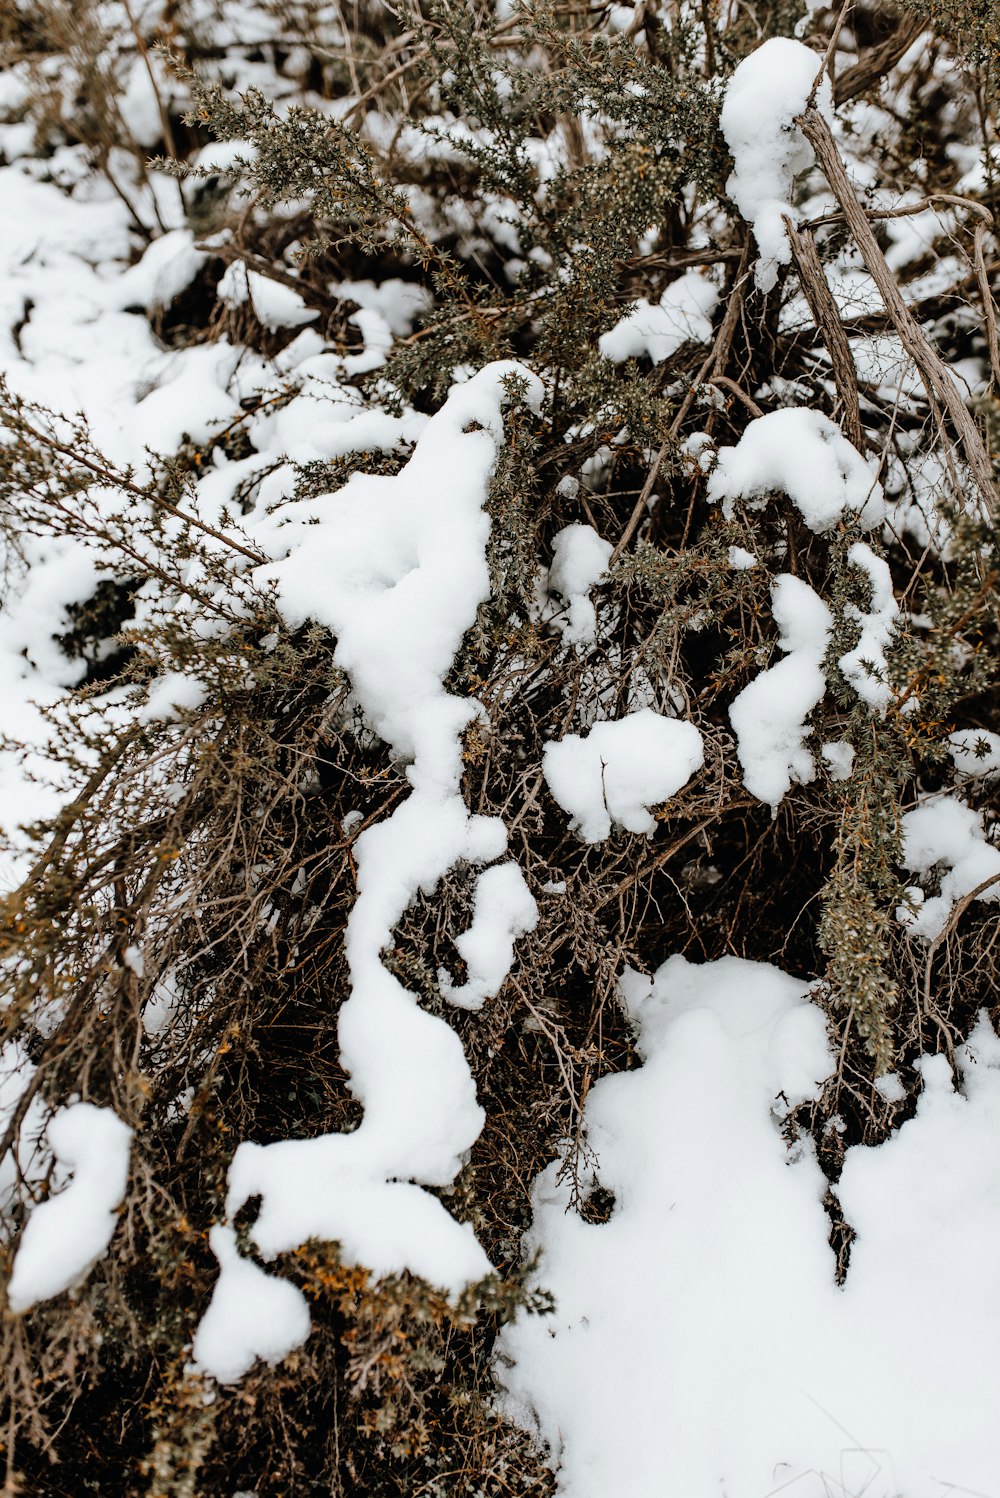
194,362,543,1380
217,260,319,331
192,1226,311,1385
109,229,207,313
720,38,833,292
498,955,1000,1498
333,278,431,336
598,270,718,364
949,728,1000,778
0,1042,49,1213
896,796,1000,940
729,575,832,809
837,541,898,711
707,407,886,532
821,739,855,781
542,711,704,843
8,1103,132,1311
439,862,539,1010
545,524,613,645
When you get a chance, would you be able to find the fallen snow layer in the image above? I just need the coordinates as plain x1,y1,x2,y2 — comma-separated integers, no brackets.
498,955,1000,1498
837,541,898,711
194,362,543,1381
8,1103,132,1311
545,524,613,645
896,796,1000,941
707,407,886,532
720,38,833,292
729,574,831,808
543,711,704,843
598,270,718,364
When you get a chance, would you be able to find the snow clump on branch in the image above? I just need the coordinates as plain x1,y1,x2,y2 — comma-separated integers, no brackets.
720,37,833,293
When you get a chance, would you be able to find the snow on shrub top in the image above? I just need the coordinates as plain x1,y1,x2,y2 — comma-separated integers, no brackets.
838,541,899,711
720,37,833,292
8,1103,132,1312
598,270,718,365
546,523,614,646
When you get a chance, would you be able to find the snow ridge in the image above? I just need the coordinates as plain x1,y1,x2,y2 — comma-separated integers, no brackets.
194,362,543,1381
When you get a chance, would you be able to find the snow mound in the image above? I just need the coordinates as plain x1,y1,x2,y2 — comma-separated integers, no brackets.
217,260,318,331
440,862,539,1011
546,524,613,646
193,1226,311,1385
498,954,1000,1498
949,728,1000,779
8,1103,132,1311
897,796,1000,940
543,711,704,843
598,270,718,364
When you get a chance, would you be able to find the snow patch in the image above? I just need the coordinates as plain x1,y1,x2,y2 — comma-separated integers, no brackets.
837,542,898,711
707,407,885,533
729,574,831,808
8,1103,132,1311
543,711,704,843
598,270,718,365
897,797,1000,940
498,955,1000,1498
545,524,613,646
440,862,539,1011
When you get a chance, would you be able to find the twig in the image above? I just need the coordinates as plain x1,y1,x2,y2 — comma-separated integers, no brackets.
608,239,751,567
708,375,763,418
798,108,997,514
922,870,1000,1033
784,217,863,448
833,13,924,105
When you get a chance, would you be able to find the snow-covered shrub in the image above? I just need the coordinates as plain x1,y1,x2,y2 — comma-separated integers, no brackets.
1,0,999,1492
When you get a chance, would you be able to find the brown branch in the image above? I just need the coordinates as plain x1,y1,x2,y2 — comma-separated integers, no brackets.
798,108,997,514
784,217,863,449
833,14,924,105
609,238,752,567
